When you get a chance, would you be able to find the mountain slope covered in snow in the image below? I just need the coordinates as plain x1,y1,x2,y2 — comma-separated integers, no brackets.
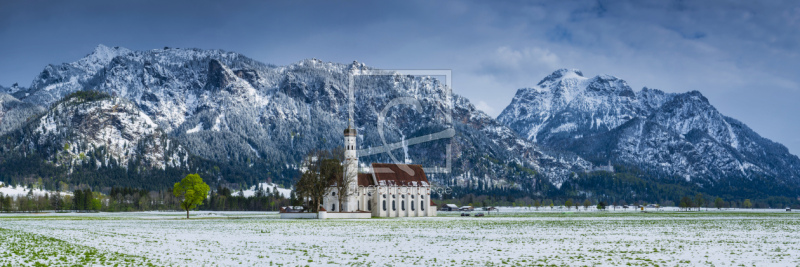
498,69,800,197
0,45,590,193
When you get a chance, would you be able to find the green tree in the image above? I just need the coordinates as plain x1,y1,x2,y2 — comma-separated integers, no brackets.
73,190,84,211
534,199,541,211
714,197,724,209
695,194,705,211
583,199,591,210
91,198,102,211
565,199,573,210
83,189,92,212
173,174,210,219
679,196,693,211
743,199,752,209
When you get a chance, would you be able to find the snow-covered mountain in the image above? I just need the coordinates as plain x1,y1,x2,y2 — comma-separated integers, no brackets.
0,45,590,191
5,91,188,170
0,92,45,136
498,69,800,194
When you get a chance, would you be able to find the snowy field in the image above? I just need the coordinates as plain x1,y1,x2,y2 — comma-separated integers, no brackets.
1,210,799,266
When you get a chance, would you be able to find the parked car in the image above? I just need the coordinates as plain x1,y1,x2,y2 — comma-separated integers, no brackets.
460,212,470,216
474,213,485,217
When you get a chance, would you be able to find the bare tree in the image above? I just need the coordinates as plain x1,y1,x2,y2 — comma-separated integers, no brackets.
295,150,332,213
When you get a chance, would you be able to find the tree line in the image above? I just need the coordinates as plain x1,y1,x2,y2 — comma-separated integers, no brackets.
0,182,293,213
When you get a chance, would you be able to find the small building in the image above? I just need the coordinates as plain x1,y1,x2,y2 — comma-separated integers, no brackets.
459,206,474,211
441,204,459,211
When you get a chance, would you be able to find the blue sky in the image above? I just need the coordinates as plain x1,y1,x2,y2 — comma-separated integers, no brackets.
1,0,799,154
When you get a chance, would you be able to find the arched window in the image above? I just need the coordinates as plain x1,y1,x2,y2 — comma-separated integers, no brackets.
382,200,386,211
357,201,360,210
402,201,405,211
331,191,336,196
421,201,425,211
368,200,372,211
392,200,396,211
332,204,336,211
411,201,415,211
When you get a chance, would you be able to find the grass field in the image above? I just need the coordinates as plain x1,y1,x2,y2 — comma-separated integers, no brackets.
1,210,799,266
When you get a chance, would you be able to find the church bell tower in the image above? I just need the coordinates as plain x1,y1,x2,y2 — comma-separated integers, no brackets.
343,120,359,211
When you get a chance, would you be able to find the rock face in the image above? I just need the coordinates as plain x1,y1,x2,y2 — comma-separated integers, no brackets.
498,69,800,194
1,45,590,190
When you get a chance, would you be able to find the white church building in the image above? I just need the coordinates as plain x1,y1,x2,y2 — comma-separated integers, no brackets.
322,124,437,218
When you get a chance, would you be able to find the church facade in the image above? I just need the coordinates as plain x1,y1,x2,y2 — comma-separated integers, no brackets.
322,125,437,218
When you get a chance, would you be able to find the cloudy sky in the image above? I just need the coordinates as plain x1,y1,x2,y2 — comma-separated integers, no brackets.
1,0,799,154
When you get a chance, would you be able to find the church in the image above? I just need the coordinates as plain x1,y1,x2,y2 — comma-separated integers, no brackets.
322,124,437,218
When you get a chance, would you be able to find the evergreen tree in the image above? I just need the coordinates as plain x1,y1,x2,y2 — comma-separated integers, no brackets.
73,190,84,211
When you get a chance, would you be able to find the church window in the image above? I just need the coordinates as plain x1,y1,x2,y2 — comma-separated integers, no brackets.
331,191,336,196
382,200,386,211
332,204,336,211
402,195,405,199
392,200,396,211
421,201,425,211
411,201,415,211
411,195,415,199
382,194,386,199
368,200,371,211
401,201,405,211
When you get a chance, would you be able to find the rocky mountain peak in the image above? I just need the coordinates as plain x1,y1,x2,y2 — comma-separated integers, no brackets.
204,59,238,91
537,68,585,86
585,74,633,95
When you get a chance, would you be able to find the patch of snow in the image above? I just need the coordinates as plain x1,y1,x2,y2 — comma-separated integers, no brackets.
235,183,291,198
212,113,225,132
186,123,203,134
551,123,577,134
247,143,260,158
0,182,71,197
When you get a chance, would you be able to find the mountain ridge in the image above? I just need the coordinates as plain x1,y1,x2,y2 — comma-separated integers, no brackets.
498,68,800,197
0,45,590,193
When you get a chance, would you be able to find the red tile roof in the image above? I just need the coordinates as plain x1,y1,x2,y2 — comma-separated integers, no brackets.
357,173,374,187
371,163,429,186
